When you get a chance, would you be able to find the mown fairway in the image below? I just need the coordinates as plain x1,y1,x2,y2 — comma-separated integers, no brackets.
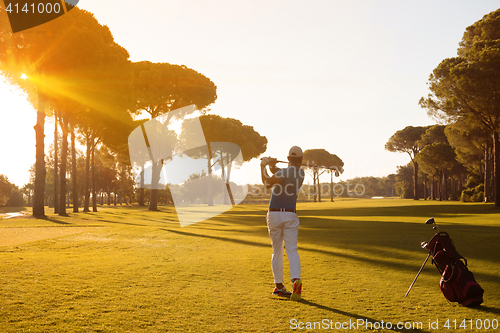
1,199,499,332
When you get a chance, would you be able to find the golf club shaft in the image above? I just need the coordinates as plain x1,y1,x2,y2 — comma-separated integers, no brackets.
433,220,441,232
404,253,431,298
273,160,338,171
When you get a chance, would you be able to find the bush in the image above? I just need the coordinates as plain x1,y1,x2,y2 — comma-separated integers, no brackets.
5,190,25,207
461,184,484,202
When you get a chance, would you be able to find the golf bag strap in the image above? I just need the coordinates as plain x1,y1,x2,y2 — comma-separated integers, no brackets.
442,264,457,283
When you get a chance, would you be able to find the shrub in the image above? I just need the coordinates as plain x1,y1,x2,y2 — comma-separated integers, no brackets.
5,190,25,207
461,184,484,202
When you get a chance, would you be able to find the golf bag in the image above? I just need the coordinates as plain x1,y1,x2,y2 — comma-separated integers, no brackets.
427,231,484,307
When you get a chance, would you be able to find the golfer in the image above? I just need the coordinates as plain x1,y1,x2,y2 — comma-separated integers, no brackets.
261,146,305,301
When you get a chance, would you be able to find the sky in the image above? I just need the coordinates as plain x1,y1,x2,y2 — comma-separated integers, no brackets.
1,0,499,187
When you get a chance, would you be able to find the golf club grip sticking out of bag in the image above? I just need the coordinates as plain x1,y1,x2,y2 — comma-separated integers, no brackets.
424,218,484,307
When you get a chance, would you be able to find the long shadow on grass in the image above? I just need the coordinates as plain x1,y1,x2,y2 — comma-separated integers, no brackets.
214,208,500,282
219,202,499,224
94,219,148,227
296,299,426,333
473,305,500,316
162,228,269,249
299,202,498,219
168,203,500,285
39,217,72,225
217,205,500,258
298,216,500,254
162,228,500,285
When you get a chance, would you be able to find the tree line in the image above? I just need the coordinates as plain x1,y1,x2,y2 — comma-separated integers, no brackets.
0,7,270,216
386,8,500,205
0,175,25,207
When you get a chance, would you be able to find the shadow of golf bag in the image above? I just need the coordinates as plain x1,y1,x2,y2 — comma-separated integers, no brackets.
427,231,484,307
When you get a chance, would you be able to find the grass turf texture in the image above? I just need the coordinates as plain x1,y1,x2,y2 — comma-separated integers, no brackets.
1,199,499,332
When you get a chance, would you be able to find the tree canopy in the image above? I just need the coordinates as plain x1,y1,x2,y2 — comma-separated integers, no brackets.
419,8,500,206
416,143,456,177
385,126,428,200
302,148,344,202
1,7,136,217
0,174,14,206
130,62,217,211
302,149,343,171
131,61,217,119
179,114,267,205
198,114,267,163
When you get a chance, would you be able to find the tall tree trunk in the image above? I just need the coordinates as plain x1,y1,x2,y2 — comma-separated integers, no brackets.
484,143,492,203
53,112,59,213
83,137,91,212
207,155,213,206
220,151,229,205
423,173,427,200
59,115,69,216
139,166,145,206
431,175,436,200
313,169,318,202
33,92,47,218
148,160,161,211
149,188,158,210
317,167,322,202
442,169,448,200
330,171,334,202
71,125,78,212
491,144,496,203
413,161,419,200
92,139,97,212
493,131,500,207
225,157,235,206
438,171,442,201
226,159,232,185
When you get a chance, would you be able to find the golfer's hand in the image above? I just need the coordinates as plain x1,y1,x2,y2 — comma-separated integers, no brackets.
260,157,272,166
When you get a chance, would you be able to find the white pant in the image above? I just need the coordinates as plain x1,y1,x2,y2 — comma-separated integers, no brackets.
266,211,301,284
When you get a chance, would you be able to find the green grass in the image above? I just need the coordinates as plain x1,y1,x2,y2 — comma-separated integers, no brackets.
1,199,499,332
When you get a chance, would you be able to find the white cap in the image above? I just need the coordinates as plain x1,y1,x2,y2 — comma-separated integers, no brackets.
288,146,303,158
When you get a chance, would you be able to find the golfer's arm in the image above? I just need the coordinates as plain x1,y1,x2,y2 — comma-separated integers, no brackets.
269,163,279,175
261,165,281,189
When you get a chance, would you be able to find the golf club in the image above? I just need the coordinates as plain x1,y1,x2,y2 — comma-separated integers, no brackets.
261,157,342,177
425,217,440,232
404,241,430,298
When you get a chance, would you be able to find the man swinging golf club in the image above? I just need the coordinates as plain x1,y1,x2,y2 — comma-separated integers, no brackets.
261,146,305,301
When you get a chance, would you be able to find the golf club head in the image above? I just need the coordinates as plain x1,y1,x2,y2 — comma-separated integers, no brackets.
421,241,428,249
425,217,435,225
